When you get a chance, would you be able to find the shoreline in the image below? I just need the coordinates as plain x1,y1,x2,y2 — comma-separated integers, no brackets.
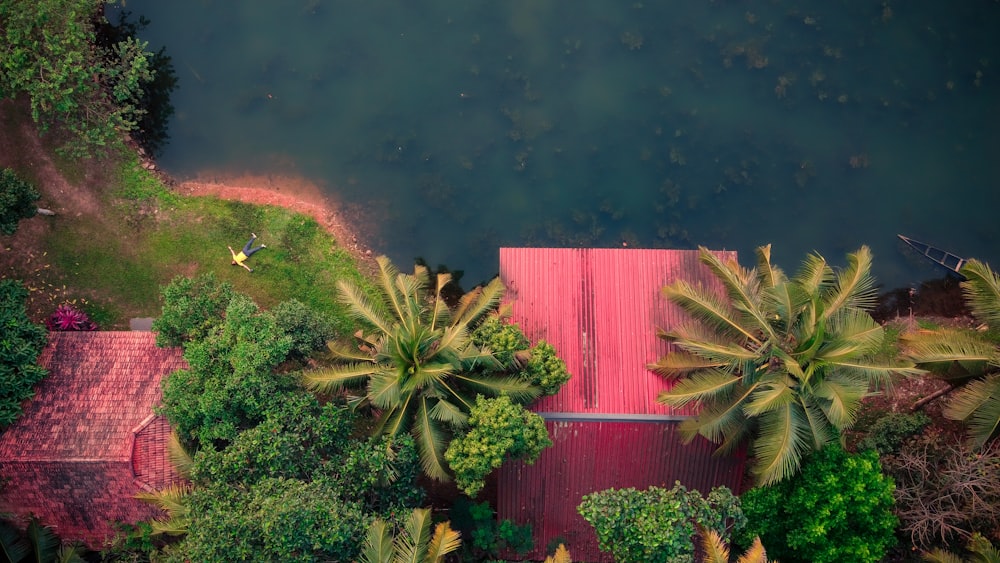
155,169,381,278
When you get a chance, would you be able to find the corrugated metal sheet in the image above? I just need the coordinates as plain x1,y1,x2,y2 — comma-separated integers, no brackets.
499,247,736,416
496,247,746,562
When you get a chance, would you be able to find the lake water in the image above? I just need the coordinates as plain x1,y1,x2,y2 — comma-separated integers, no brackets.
116,1,1000,291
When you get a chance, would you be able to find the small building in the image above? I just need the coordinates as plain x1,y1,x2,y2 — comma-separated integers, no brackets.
0,331,188,547
496,248,747,562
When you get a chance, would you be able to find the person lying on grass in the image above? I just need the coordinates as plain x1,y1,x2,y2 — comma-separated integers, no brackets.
229,233,267,272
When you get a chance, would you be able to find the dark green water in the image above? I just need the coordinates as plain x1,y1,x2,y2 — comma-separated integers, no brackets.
117,1,1000,289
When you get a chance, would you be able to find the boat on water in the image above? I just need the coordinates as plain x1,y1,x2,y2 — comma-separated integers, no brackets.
897,234,967,278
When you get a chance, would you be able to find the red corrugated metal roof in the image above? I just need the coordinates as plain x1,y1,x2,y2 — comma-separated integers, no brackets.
499,247,736,416
496,248,746,562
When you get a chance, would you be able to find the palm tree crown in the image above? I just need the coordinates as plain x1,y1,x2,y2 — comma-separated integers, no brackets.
305,256,539,481
653,245,920,485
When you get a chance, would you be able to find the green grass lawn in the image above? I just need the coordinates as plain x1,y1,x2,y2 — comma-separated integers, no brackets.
24,152,371,332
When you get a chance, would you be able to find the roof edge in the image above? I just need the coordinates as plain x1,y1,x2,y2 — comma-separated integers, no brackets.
536,412,692,422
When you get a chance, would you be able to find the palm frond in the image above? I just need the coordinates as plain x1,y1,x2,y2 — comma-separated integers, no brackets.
673,383,758,445
961,259,1000,328
755,244,786,290
823,246,878,317
450,373,541,402
921,549,964,563
167,431,194,479
762,282,808,336
368,371,404,410
672,338,762,366
824,307,885,358
699,528,730,563
794,252,833,295
135,483,191,517
396,508,434,563
376,391,414,437
453,277,506,328
743,381,794,417
429,273,453,332
658,369,741,408
338,278,394,334
374,255,408,321
327,339,377,362
737,537,771,563
752,402,814,486
359,519,393,563
305,362,379,393
26,518,60,563
0,521,31,563
647,350,725,379
798,397,836,449
698,247,776,341
663,280,762,346
413,399,451,481
404,362,453,393
55,544,87,563
544,544,573,563
825,358,923,389
943,374,1000,448
424,521,462,562
812,374,868,431
428,398,470,427
903,328,996,379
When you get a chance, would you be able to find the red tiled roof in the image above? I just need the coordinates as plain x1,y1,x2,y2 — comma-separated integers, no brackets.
496,248,746,562
0,332,188,547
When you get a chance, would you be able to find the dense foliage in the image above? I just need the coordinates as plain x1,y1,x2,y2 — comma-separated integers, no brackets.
305,256,540,481
0,279,48,428
577,482,744,563
151,273,236,347
856,411,931,454
0,168,40,236
0,517,87,563
471,315,571,395
159,294,294,446
522,340,571,395
360,508,461,563
44,303,97,331
161,478,367,563
448,499,534,562
445,394,552,497
654,245,920,485
0,0,170,155
738,444,898,563
269,298,336,359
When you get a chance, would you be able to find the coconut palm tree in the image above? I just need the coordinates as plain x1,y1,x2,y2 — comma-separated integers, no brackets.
360,508,461,563
653,245,921,485
903,259,1000,448
305,256,539,481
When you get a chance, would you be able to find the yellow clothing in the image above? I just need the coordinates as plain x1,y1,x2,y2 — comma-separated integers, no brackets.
231,249,248,264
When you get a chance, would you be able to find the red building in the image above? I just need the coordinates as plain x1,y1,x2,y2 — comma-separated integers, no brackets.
496,248,747,562
0,331,188,547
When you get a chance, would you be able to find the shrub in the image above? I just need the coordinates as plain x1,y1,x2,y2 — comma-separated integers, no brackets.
522,341,570,395
738,444,898,563
471,314,530,368
269,298,336,359
45,303,97,331
856,411,932,454
445,394,552,497
449,498,533,562
152,273,235,347
0,279,48,427
578,482,744,563
0,168,40,235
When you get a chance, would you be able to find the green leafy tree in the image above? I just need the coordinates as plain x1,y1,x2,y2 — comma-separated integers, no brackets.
159,294,294,446
160,478,367,563
903,259,1000,447
653,245,921,485
471,313,571,395
360,508,461,563
268,298,336,359
305,255,539,481
0,169,40,236
448,499,533,562
737,444,897,563
445,394,551,497
0,279,48,428
577,482,745,563
152,273,236,347
522,340,571,395
0,0,162,155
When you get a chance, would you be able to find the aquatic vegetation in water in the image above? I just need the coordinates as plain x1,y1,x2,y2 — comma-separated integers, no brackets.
620,31,644,51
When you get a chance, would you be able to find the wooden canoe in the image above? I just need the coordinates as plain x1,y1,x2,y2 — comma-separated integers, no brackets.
897,234,967,278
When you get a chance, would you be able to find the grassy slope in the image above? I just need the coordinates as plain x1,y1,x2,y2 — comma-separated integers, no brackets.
2,106,369,332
